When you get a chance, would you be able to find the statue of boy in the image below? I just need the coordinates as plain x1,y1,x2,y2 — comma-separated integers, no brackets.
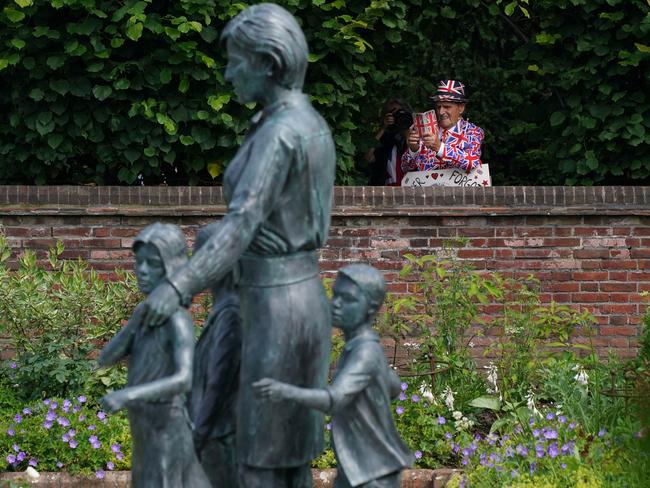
188,223,241,487
141,4,336,486
254,264,413,488
98,223,210,488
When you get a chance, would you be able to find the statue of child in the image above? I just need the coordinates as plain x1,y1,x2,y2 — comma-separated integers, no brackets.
187,223,241,487
98,223,210,488
253,264,413,488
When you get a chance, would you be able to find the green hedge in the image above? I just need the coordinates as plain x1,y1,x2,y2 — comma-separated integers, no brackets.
0,0,648,185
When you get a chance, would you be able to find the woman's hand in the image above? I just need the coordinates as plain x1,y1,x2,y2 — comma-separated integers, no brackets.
253,378,291,402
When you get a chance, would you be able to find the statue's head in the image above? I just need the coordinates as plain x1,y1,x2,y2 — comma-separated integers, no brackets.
220,3,308,91
332,264,386,330
133,223,188,294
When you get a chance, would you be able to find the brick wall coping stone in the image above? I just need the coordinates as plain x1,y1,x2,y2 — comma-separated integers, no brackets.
0,186,648,218
0,468,462,487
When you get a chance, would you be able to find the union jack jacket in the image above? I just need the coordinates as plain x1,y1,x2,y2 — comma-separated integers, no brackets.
401,118,484,173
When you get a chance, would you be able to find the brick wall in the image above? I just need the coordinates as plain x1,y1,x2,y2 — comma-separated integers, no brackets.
1,185,649,357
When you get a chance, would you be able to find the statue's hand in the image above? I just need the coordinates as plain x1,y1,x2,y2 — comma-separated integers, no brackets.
143,281,181,327
101,391,127,413
252,378,288,403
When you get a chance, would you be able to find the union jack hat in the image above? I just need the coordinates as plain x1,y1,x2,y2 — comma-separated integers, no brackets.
430,80,468,103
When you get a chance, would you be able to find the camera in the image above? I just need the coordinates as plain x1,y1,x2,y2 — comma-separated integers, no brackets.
389,109,414,132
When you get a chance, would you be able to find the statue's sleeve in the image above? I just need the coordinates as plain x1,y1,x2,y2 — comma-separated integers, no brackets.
326,342,380,413
168,124,295,304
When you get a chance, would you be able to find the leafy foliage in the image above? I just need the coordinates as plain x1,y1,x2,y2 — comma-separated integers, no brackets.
0,0,648,185
0,233,141,401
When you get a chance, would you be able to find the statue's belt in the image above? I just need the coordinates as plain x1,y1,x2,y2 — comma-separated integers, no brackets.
236,250,319,288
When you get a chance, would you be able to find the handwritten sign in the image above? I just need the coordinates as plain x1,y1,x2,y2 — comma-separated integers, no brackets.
401,164,492,188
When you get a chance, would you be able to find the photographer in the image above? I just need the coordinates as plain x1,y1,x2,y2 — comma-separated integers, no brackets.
366,97,413,186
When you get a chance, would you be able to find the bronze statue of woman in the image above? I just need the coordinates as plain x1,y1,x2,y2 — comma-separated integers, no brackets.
141,4,336,487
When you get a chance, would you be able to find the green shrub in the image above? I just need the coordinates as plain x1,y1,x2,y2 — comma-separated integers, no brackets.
1,394,130,476
0,233,140,401
1,1,648,185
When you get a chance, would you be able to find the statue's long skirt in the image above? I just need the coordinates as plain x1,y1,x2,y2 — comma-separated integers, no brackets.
236,265,331,468
128,400,210,488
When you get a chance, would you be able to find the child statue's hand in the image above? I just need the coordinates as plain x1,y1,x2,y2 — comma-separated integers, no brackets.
252,378,289,402
101,390,127,413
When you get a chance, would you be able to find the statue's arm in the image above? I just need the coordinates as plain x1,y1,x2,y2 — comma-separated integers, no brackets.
97,303,145,367
253,379,332,413
168,128,295,304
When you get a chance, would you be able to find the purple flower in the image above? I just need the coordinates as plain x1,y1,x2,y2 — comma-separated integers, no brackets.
530,462,537,474
16,452,25,462
28,458,37,467
13,443,20,452
400,382,407,391
57,417,70,427
437,416,446,425
7,427,15,437
505,447,515,458
116,452,124,461
67,429,76,437
411,394,420,403
414,450,422,459
56,461,63,468
111,443,121,453
528,417,535,426
462,447,472,457
72,405,80,413
6,454,16,465
569,421,577,430
62,399,72,412
22,408,32,415
45,411,56,422
97,411,107,420
546,412,555,420
544,429,558,440
43,420,53,429
10,362,17,369
87,424,96,431
43,399,51,406
561,463,567,469
561,443,572,455
62,433,71,443
89,435,101,449
106,461,115,470
558,415,567,424
95,470,105,479
398,392,407,401
445,432,452,440
548,443,559,458
532,429,540,438
78,414,86,421
535,444,545,458
77,395,87,404
69,439,78,449
13,414,22,423
598,428,606,437
325,423,331,431
511,469,518,478
396,406,405,415
461,458,469,466
50,401,58,409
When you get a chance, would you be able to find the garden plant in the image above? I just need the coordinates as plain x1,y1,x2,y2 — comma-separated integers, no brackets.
1,235,649,486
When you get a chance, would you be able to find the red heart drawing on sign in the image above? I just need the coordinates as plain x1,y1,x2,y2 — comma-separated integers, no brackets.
431,173,439,179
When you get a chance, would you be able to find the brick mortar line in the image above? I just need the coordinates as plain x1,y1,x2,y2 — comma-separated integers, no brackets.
1,205,649,218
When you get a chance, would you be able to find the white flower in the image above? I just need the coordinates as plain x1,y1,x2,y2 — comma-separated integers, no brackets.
526,389,542,418
403,341,420,350
484,362,499,394
418,385,434,402
443,386,455,411
452,410,463,421
468,341,475,348
574,366,589,387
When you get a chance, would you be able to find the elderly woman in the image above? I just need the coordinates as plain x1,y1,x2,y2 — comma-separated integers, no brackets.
142,3,336,487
